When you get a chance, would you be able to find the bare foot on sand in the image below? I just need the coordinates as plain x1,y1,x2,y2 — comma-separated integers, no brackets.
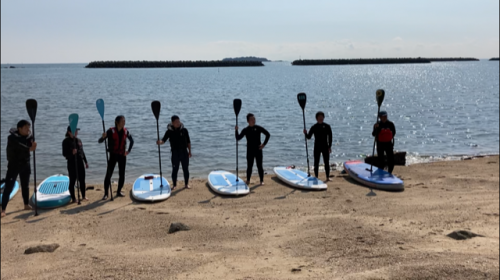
1,211,6,218
185,185,191,189
260,182,265,186
24,205,32,211
246,181,251,186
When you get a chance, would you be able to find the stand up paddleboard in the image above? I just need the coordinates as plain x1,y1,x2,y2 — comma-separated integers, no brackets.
208,171,249,196
0,181,20,205
32,175,72,208
274,167,328,190
344,160,404,191
132,174,171,202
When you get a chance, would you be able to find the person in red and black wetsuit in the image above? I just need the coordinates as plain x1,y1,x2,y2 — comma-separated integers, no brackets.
372,111,396,174
98,116,134,200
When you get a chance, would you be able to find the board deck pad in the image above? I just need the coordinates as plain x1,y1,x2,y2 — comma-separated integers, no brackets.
208,171,249,196
274,167,328,190
344,160,404,191
0,181,20,205
32,175,72,208
132,174,171,202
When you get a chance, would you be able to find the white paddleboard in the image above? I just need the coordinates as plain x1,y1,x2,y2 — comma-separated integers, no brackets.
132,174,171,202
208,171,249,196
33,174,72,208
274,167,328,190
344,160,404,191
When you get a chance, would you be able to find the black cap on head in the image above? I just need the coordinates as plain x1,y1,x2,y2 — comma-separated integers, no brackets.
379,111,388,117
171,115,180,122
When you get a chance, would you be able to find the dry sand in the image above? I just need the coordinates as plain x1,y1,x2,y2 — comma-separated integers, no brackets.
1,156,499,280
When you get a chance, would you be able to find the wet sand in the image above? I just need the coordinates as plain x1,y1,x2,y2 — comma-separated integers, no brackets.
1,156,499,280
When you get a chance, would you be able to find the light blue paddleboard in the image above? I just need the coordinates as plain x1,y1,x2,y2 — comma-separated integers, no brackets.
0,181,20,205
344,160,404,191
274,167,328,190
208,171,249,196
32,174,72,208
132,174,171,202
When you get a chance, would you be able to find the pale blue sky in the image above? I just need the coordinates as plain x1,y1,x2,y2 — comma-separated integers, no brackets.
1,0,499,63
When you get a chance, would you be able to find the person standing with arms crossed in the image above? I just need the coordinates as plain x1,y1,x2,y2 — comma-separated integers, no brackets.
235,113,271,186
99,116,134,200
157,115,192,190
303,112,333,182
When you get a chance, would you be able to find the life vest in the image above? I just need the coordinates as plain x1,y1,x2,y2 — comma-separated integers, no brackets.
378,128,394,143
110,127,128,155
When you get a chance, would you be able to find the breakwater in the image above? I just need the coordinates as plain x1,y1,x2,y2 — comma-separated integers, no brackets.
85,60,264,68
292,57,480,66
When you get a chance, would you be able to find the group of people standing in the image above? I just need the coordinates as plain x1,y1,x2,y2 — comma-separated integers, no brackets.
1,110,396,218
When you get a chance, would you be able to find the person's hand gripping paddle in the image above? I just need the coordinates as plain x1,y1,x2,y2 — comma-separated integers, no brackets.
96,99,113,201
151,101,164,193
69,114,82,205
26,99,38,216
297,93,311,177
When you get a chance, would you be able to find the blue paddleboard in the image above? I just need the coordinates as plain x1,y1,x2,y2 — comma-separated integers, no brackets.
32,175,72,208
274,167,328,190
208,171,249,196
344,160,404,191
132,174,171,202
0,181,20,205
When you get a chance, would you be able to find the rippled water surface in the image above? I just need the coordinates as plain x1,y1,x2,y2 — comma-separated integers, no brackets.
1,61,499,183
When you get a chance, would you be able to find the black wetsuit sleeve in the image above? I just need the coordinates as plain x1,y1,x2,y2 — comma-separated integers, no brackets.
99,130,113,143
80,139,88,164
327,125,333,149
391,122,396,137
306,125,315,140
127,131,134,153
372,124,380,138
62,138,72,160
162,130,171,143
236,128,246,141
260,126,271,146
185,129,191,144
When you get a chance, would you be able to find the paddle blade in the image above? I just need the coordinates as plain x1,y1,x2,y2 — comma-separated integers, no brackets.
96,99,105,120
297,93,307,110
26,99,38,122
233,99,242,116
151,101,161,120
68,114,79,135
376,89,385,107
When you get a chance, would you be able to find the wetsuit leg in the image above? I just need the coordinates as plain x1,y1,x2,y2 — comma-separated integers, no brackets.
246,151,255,182
104,154,118,196
313,149,321,178
2,168,20,211
179,150,190,185
67,160,77,201
78,159,86,198
171,151,181,187
256,149,264,183
322,149,330,179
117,155,126,193
385,143,395,174
376,143,386,170
19,164,31,206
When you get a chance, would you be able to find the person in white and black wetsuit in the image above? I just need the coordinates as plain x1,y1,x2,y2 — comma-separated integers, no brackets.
1,120,37,218
303,112,333,181
157,115,192,190
98,116,134,200
372,111,396,174
62,126,89,203
235,114,271,186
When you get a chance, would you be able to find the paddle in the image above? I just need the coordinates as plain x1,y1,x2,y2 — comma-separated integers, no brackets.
297,93,311,177
233,99,242,184
69,114,82,205
96,99,113,201
151,101,164,190
26,99,38,216
370,89,386,173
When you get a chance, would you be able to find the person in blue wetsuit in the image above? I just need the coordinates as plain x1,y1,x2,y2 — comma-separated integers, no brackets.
235,114,271,186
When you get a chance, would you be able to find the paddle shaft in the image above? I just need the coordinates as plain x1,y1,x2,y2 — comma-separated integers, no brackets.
155,119,163,187
73,138,82,205
236,116,239,182
101,121,114,201
301,109,311,177
32,123,38,216
370,106,381,173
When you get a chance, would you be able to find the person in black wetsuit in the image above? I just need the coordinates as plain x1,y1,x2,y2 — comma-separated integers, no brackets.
98,115,134,200
235,114,271,185
372,111,397,174
2,120,37,218
62,126,89,203
157,115,192,190
303,112,333,181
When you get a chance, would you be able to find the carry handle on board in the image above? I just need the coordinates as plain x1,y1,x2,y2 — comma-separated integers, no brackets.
69,113,82,205
297,93,311,177
151,101,164,189
233,99,242,184
370,89,386,173
96,99,113,201
26,99,38,216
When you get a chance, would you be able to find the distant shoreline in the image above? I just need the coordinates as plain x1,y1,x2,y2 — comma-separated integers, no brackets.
490,58,499,61
292,57,480,66
85,60,264,68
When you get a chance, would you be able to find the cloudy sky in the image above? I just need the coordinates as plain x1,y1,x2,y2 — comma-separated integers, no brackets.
1,0,499,63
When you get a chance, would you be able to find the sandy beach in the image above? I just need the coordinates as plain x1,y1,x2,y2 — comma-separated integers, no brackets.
1,156,499,280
